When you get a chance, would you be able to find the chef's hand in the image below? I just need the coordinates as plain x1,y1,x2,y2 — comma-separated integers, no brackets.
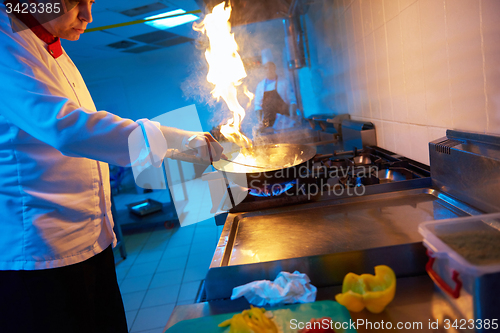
183,132,225,162
160,126,224,163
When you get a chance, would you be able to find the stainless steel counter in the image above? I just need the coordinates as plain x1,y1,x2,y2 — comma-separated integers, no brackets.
213,188,479,268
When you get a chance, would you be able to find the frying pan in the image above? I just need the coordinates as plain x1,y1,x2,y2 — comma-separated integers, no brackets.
166,143,317,182
212,143,317,182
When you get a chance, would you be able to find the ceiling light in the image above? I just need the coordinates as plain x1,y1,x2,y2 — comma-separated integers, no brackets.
145,9,199,30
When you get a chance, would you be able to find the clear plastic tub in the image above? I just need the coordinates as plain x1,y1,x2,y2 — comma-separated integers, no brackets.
419,213,500,323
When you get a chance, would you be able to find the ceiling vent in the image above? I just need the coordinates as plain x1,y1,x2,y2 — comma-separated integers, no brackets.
122,45,162,54
118,2,169,17
106,40,138,49
155,36,193,48
129,30,179,44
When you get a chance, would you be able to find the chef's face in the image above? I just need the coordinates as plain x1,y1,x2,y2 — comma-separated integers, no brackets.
265,62,276,80
42,0,94,41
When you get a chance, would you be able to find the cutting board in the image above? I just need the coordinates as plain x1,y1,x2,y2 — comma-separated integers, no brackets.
166,300,357,333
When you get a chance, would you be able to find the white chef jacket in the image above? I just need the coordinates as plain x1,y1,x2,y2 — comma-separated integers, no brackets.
0,6,167,270
254,76,297,111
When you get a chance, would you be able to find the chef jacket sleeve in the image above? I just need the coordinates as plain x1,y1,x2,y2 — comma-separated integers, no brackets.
254,80,264,111
0,32,167,168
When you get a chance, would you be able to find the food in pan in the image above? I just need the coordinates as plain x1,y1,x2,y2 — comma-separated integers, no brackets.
213,144,313,173
335,265,396,313
224,152,303,173
218,306,278,332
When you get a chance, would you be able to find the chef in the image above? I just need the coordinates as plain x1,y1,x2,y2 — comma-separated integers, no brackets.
254,48,298,128
0,1,222,332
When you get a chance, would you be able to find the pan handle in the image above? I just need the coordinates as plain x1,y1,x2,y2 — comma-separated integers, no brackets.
334,149,355,157
165,149,209,165
204,137,214,164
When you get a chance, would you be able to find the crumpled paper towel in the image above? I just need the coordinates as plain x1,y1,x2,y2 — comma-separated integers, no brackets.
230,271,317,306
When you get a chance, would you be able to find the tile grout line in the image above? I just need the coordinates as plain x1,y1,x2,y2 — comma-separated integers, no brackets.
132,228,173,326
124,230,159,332
478,0,489,133
174,224,196,304
131,224,197,332
120,231,153,281
442,0,454,129
122,221,217,332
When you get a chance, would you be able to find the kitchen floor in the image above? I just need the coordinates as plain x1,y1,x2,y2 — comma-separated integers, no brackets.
113,190,223,333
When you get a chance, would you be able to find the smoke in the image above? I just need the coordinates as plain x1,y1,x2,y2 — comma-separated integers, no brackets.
181,7,288,140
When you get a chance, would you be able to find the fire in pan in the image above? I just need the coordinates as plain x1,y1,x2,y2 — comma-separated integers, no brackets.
212,143,317,182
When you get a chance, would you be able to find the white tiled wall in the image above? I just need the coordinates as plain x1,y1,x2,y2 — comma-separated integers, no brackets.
306,0,500,164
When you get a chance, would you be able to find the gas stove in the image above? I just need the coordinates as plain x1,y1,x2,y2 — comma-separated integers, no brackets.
205,130,497,304
213,145,431,220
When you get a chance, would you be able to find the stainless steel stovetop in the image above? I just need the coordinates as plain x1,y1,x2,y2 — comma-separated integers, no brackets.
217,145,432,215
206,131,500,302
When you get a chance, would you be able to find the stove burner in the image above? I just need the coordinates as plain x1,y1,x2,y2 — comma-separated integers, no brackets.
248,180,296,197
355,174,380,186
226,147,431,213
352,154,372,166
326,158,350,168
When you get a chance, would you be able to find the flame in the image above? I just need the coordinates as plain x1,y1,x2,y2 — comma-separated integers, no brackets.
194,3,252,148
243,86,254,109
194,2,304,172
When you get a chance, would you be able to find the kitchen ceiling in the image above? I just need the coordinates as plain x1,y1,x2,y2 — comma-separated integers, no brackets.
197,0,293,26
62,0,201,62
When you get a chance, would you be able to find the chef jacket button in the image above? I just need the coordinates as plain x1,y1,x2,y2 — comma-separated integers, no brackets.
73,82,76,87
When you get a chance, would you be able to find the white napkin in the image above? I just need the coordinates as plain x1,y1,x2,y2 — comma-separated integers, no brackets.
230,271,317,306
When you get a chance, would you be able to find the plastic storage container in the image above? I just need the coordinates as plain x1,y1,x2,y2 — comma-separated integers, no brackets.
419,213,500,326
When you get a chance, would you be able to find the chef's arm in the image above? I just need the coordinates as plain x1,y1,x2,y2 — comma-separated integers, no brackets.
0,76,135,166
256,109,264,125
0,43,220,167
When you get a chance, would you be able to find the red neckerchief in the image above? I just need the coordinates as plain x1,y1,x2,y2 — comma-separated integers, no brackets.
4,0,63,58
30,24,63,58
